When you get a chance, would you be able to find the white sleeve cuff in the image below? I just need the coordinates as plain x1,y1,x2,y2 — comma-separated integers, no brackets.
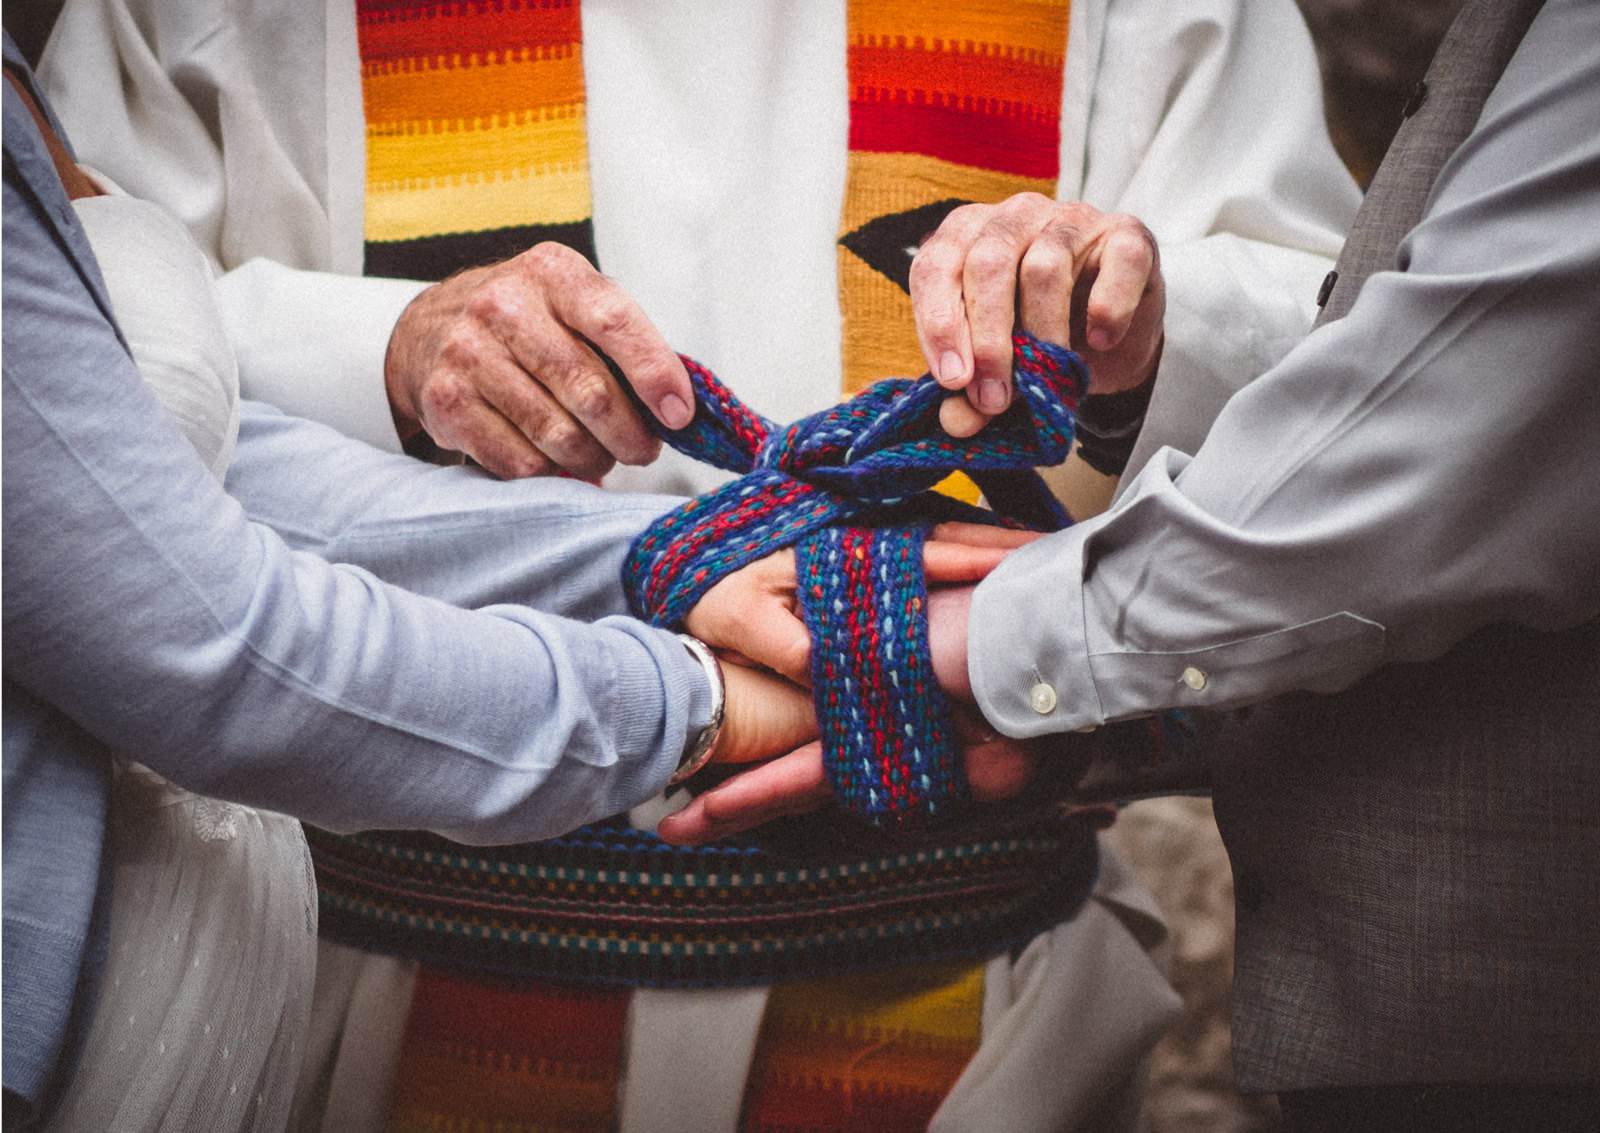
215,258,428,453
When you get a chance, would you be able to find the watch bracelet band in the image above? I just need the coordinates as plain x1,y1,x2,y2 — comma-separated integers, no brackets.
671,633,725,784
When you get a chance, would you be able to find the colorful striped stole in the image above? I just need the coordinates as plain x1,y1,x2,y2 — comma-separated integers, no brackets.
386,967,627,1133
356,0,596,277
838,0,1071,395
740,960,986,1132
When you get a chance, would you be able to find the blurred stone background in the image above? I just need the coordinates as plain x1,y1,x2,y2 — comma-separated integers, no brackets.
1296,0,1468,187
4,2,1469,1129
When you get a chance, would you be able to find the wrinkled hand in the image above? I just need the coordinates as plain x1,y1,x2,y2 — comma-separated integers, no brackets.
384,242,695,479
909,193,1165,437
683,522,1040,685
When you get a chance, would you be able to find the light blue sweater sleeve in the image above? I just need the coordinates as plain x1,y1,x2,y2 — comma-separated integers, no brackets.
226,398,684,621
2,166,704,845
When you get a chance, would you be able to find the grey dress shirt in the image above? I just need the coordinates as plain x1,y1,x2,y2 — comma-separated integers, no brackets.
969,0,1599,735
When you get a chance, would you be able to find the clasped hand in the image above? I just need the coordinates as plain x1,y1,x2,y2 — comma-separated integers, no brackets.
666,523,1041,846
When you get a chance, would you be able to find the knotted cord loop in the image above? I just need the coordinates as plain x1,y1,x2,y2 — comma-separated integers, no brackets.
624,333,1088,828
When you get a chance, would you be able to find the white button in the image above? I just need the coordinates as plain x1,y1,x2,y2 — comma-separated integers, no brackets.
1028,682,1058,714
1181,666,1208,692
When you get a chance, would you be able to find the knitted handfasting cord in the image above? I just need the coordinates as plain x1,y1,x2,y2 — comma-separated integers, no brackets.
624,333,1084,827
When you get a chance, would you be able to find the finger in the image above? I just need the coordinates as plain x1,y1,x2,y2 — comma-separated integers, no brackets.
655,744,829,844
685,600,811,688
1015,221,1079,347
925,585,974,699
492,324,662,471
961,231,1024,414
542,257,696,434
961,195,1057,414
421,387,561,480
939,392,993,438
1082,221,1157,352
922,541,1011,584
928,522,1042,548
910,203,990,391
684,553,812,686
466,357,621,480
724,612,811,688
525,345,662,470
962,735,1039,801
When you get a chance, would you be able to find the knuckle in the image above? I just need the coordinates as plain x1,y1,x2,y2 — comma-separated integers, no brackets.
1018,242,1069,290
541,416,588,458
998,191,1052,219
462,280,521,326
417,372,475,420
519,240,577,278
907,246,944,288
945,201,991,229
585,291,637,340
433,330,484,372
965,237,1018,284
564,368,617,421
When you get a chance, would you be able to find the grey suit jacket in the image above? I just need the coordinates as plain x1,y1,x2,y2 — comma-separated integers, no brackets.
1213,0,1600,1092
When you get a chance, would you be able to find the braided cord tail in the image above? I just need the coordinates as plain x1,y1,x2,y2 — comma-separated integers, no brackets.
798,525,968,827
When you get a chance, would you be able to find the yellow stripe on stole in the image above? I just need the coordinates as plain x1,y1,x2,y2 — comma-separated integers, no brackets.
749,959,985,1096
363,47,591,244
365,109,592,242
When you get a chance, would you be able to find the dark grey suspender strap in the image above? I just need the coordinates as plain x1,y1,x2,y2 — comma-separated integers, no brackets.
1313,0,1546,327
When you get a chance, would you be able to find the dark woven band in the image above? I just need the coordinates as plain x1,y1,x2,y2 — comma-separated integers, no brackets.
307,813,1102,987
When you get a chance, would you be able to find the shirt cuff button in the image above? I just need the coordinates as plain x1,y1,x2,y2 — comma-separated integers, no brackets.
1181,666,1208,692
1028,682,1058,714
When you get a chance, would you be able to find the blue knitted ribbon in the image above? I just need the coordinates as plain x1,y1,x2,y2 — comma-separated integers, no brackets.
624,333,1086,828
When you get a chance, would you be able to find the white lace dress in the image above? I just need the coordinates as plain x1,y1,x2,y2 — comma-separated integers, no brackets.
42,187,319,1133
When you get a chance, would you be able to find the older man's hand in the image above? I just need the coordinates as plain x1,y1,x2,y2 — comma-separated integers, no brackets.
910,194,1165,437
383,242,695,479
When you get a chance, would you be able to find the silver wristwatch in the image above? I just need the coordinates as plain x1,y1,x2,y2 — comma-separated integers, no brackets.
671,633,725,784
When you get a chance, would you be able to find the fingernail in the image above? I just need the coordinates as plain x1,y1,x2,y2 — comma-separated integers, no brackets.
978,379,1008,413
659,393,692,430
938,351,966,386
1088,327,1115,351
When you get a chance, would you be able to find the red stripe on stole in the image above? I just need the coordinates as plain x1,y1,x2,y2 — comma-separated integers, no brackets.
356,0,582,65
403,966,627,1064
850,39,1065,117
839,529,913,809
847,35,1063,178
849,96,1061,180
